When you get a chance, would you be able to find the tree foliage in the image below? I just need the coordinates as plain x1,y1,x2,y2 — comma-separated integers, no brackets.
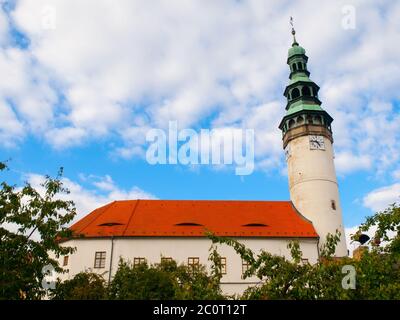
353,203,400,253
108,256,224,300
0,162,76,300
208,204,400,300
50,272,107,300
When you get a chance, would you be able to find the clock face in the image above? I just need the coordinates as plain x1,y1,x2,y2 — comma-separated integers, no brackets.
309,135,325,150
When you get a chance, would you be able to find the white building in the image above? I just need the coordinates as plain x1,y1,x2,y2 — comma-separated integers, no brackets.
57,32,348,295
58,200,320,295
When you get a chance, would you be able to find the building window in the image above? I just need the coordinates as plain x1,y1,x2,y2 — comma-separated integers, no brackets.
301,258,309,264
331,200,337,210
242,259,250,277
220,257,227,275
188,257,200,272
133,257,146,267
94,251,106,269
63,256,69,267
161,257,173,263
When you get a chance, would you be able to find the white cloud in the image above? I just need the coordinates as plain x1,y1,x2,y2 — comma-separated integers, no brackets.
393,169,400,180
363,183,400,213
26,172,157,224
0,0,398,176
0,100,25,147
44,126,87,149
0,6,10,46
334,151,371,174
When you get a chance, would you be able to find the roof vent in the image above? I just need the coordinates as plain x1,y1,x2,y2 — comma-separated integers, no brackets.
98,222,124,227
175,222,203,227
242,223,268,227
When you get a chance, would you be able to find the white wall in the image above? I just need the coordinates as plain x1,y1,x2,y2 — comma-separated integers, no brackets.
57,236,319,296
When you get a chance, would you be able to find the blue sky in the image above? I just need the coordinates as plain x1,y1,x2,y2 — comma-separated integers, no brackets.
1,0,400,247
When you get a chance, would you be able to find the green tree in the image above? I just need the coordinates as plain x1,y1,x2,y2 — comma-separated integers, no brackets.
50,272,108,300
208,203,400,300
108,259,177,300
0,162,76,300
353,203,400,253
349,203,400,299
108,256,225,300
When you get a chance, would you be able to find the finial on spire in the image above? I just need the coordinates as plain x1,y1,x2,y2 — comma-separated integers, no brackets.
290,16,298,46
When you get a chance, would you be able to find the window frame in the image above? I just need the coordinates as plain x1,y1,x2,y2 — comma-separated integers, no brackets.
94,251,106,269
187,257,200,272
220,257,227,275
63,255,69,267
331,200,337,210
242,259,250,277
133,257,146,267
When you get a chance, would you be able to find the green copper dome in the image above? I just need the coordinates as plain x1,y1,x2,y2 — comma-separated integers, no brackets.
288,44,306,58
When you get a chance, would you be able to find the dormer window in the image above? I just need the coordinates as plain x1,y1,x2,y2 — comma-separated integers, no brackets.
175,222,203,226
98,222,124,227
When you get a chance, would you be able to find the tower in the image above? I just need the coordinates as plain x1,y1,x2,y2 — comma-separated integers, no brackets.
279,24,347,256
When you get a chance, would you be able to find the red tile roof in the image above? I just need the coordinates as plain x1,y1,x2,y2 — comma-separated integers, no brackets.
68,200,318,239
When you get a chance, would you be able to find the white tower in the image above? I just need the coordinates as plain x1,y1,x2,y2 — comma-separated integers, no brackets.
279,27,347,257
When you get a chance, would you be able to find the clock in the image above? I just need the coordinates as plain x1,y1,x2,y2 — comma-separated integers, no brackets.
309,135,325,150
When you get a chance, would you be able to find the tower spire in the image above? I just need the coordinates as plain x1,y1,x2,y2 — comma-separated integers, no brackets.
290,17,298,46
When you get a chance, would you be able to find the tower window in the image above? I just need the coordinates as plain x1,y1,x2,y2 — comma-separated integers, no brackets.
302,86,311,96
291,88,300,99
313,116,322,125
297,62,302,70
292,63,297,71
288,119,295,129
331,200,337,211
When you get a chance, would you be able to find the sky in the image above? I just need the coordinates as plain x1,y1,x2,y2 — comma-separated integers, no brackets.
1,0,400,251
